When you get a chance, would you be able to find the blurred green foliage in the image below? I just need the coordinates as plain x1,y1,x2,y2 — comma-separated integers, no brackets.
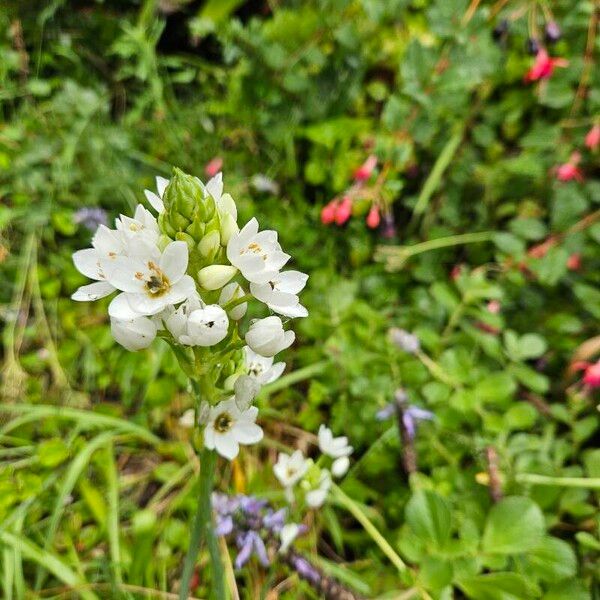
0,0,599,598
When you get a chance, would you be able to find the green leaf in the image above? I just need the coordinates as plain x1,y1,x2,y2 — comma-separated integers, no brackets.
458,573,535,600
517,334,547,360
482,496,545,554
405,490,451,549
524,537,577,583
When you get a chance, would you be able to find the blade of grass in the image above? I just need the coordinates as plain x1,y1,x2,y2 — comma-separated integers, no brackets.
0,404,159,445
103,440,123,585
0,531,97,600
35,431,117,591
410,126,464,224
2,547,14,600
331,484,407,574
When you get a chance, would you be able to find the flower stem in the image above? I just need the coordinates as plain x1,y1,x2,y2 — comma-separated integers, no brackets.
179,447,222,600
515,473,600,489
331,484,407,574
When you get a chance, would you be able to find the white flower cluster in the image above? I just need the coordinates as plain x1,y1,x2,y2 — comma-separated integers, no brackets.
273,425,353,508
72,171,308,461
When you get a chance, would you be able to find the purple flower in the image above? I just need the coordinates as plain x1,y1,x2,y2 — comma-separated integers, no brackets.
289,554,321,585
215,514,234,536
239,495,267,515
73,207,107,231
376,404,395,421
235,531,269,569
389,328,420,354
403,406,435,440
263,508,286,532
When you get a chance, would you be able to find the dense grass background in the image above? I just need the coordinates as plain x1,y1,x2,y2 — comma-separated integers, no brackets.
1,0,599,598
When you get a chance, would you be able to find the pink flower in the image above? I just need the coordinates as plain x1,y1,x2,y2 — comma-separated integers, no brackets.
556,152,583,182
487,300,501,314
583,361,600,388
567,253,582,271
334,196,352,226
205,157,223,178
320,201,337,225
572,360,600,388
353,155,378,182
366,206,380,229
524,49,568,83
585,124,600,151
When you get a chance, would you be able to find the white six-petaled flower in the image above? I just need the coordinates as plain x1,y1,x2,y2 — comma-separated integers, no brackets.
243,346,285,384
227,218,290,285
108,240,196,319
204,398,263,460
318,425,353,459
273,450,310,488
250,270,308,318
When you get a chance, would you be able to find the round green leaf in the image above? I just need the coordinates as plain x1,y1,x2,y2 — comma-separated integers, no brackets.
405,489,451,549
482,496,545,554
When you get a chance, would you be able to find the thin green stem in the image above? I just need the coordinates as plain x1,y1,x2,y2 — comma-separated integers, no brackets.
179,447,219,600
376,232,495,271
516,473,600,489
223,293,252,312
259,361,329,399
331,484,407,574
410,126,465,222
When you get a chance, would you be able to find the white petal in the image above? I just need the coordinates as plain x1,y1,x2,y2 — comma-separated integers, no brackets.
205,172,223,201
235,422,263,445
108,293,142,319
215,433,240,460
111,316,157,351
73,248,104,280
144,190,164,213
156,176,169,197
269,302,309,318
160,241,188,282
261,362,285,384
276,271,309,294
72,281,115,302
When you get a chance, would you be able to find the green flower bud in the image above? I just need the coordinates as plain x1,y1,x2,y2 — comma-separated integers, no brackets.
163,168,203,221
175,231,196,253
197,265,238,290
198,230,221,259
186,219,205,241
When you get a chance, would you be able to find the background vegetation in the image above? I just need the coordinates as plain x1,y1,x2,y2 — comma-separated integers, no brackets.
0,0,599,598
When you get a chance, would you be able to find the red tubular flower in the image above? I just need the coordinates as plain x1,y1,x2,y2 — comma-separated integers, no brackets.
334,196,353,225
524,49,568,83
366,205,381,229
585,124,600,151
583,361,600,388
205,157,223,178
567,253,582,271
556,152,583,182
353,155,378,182
320,201,337,225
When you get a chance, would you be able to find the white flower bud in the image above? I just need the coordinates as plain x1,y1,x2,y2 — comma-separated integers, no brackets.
111,316,157,351
331,456,350,478
218,282,247,320
197,265,238,291
234,375,261,411
245,316,295,357
183,305,229,346
219,212,239,246
198,230,221,259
